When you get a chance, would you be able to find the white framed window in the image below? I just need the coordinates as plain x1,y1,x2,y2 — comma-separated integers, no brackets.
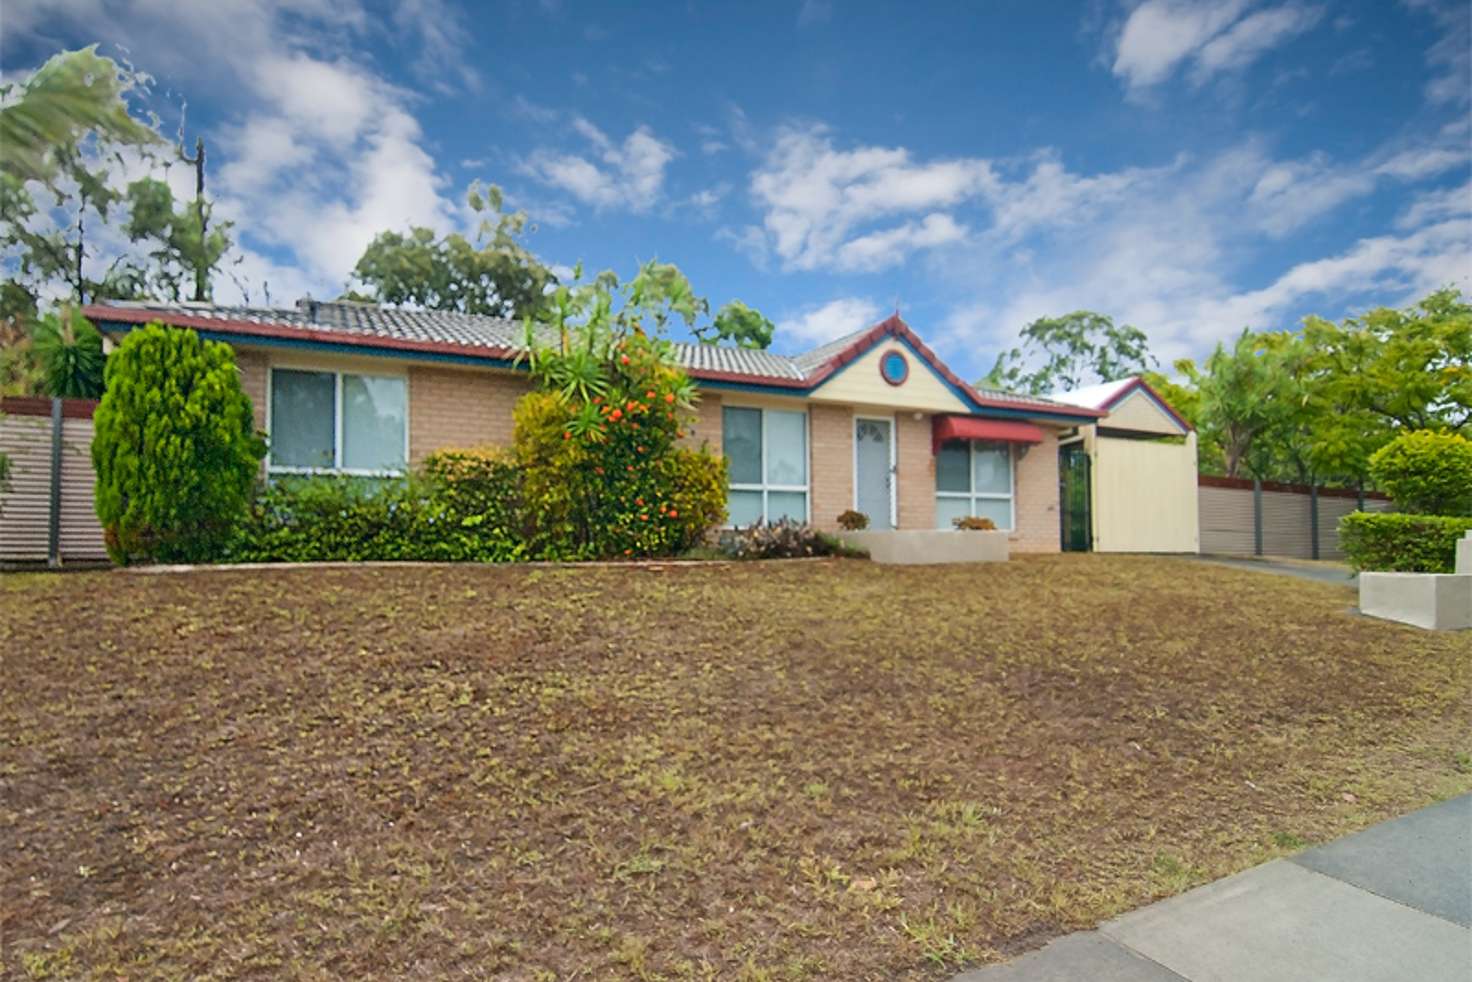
935,439,1014,530
268,367,408,476
723,405,809,525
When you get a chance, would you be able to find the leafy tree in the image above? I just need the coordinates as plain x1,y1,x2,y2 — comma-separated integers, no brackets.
32,306,105,397
92,324,265,564
698,299,775,349
1183,329,1299,478
0,47,162,307
0,284,45,396
346,183,556,318
124,168,234,302
984,310,1155,395
1300,289,1471,485
1368,430,1472,516
0,45,159,186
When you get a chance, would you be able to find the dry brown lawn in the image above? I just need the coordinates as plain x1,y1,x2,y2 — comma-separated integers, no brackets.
2,555,1469,980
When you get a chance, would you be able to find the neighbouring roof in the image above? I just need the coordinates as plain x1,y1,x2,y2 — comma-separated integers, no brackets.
83,299,1105,421
1051,376,1193,432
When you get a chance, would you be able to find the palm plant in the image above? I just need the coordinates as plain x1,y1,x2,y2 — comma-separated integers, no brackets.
32,307,105,398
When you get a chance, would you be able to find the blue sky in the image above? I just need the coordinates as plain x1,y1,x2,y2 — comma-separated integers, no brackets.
6,0,1470,379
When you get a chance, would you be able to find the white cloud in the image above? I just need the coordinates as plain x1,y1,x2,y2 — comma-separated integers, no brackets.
1405,0,1472,105
834,213,967,271
775,297,884,348
1192,4,1325,81
4,0,474,303
1396,180,1472,229
521,119,675,212
1112,1,1323,92
748,125,996,271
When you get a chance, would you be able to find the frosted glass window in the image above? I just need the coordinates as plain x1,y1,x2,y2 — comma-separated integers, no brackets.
270,369,335,469
342,375,406,471
268,368,407,475
935,439,1013,530
723,405,808,525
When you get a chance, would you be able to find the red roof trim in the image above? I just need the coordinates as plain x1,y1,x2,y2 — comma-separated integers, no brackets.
83,305,523,362
1100,376,1194,432
82,305,1106,420
801,315,1106,420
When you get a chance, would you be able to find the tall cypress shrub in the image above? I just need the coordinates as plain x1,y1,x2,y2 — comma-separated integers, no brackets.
92,323,265,563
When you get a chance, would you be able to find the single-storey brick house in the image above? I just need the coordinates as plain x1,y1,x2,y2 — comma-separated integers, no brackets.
83,300,1106,552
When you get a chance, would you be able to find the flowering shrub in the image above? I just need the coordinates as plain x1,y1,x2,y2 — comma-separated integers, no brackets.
719,519,863,560
836,509,870,531
515,262,727,559
952,515,998,531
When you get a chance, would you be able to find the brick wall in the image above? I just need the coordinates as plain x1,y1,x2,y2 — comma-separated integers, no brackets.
685,391,723,453
1010,427,1060,553
408,366,530,464
896,412,935,530
236,348,268,432
809,404,853,531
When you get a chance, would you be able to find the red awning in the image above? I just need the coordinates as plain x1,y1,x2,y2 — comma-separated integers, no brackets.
932,415,1046,454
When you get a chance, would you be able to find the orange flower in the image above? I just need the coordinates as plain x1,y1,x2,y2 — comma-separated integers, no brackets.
645,390,655,399
626,400,637,411
562,431,571,440
624,548,632,555
620,355,630,365
668,509,678,518
639,513,648,521
664,392,675,404
636,445,645,453
635,497,644,506
609,408,623,421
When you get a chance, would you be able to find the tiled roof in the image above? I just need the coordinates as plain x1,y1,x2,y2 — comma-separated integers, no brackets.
84,299,1105,420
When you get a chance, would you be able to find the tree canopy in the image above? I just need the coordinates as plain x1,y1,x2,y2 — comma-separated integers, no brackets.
983,310,1154,395
345,183,556,319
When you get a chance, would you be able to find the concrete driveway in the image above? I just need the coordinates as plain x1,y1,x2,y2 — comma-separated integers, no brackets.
1192,555,1358,586
955,794,1471,981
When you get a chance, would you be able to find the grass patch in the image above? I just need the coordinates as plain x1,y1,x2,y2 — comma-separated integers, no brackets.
2,555,1468,978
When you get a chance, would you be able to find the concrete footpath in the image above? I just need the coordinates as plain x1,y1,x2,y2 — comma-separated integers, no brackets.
955,794,1471,982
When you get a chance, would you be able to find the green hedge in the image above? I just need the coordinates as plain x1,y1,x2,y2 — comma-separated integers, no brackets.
223,449,526,563
1339,512,1472,573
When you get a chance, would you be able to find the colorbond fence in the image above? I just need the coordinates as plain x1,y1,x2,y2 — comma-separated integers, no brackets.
0,397,108,565
1197,475,1391,561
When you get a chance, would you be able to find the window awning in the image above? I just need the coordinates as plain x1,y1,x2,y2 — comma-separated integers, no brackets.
932,415,1046,454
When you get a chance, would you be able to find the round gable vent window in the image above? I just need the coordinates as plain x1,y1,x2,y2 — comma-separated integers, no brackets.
879,349,909,386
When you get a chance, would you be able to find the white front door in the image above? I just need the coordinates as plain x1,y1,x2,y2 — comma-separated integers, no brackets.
855,417,895,529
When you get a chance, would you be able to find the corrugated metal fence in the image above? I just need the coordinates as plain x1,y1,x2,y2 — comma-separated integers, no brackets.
0,397,108,565
1198,475,1392,560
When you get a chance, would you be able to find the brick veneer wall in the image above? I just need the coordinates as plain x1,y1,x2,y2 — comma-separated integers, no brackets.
896,412,935,530
809,404,854,531
408,366,530,464
236,348,268,432
685,391,723,453
1010,427,1060,553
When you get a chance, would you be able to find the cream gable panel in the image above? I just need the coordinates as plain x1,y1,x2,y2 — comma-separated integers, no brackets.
1104,387,1185,435
808,343,970,414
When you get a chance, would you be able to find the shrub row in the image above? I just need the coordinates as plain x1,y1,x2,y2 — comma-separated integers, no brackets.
222,449,527,564
1338,511,1472,573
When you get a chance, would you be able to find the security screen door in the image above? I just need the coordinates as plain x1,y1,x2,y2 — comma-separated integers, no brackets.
855,418,894,529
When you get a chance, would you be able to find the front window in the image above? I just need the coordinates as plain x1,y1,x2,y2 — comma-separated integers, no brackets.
723,406,808,525
935,439,1013,529
269,367,407,475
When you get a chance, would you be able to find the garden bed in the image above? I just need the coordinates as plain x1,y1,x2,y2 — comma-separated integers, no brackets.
3,555,1469,978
